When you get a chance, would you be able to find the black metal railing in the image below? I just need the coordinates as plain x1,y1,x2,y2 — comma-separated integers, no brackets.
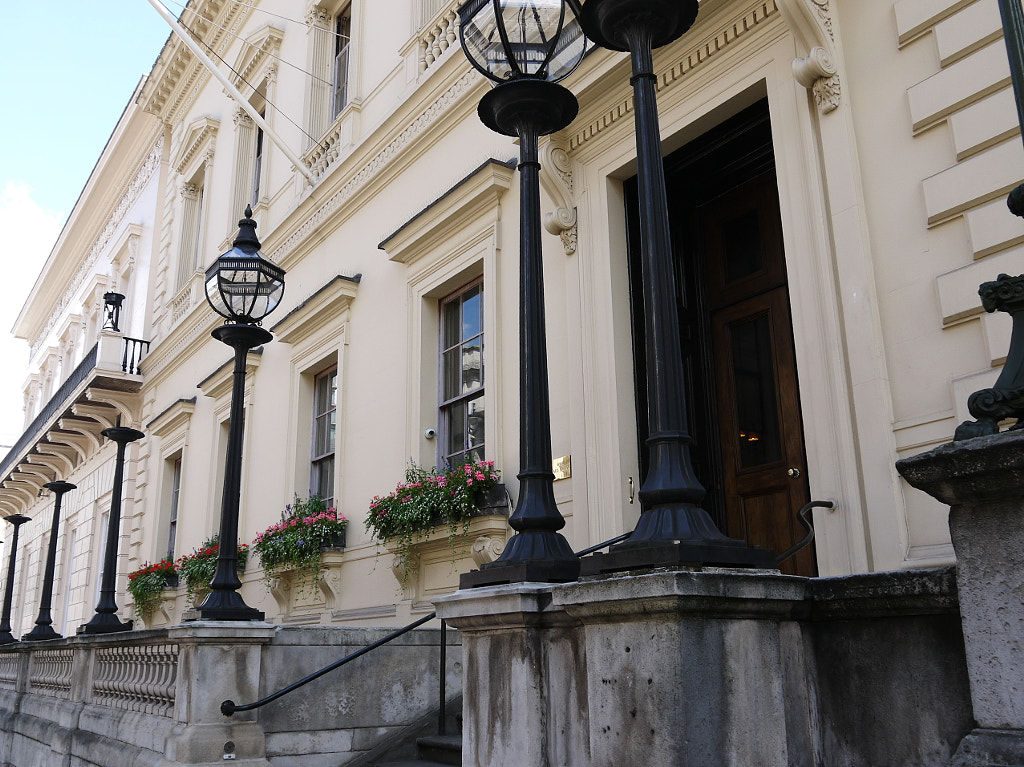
221,613,437,717
0,344,98,478
221,530,634,727
122,337,151,375
775,500,833,566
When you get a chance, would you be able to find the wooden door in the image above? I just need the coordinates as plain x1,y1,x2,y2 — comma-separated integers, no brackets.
699,174,814,576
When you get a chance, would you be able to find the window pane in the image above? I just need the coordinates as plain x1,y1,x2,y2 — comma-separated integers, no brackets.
443,348,460,400
462,341,482,392
729,314,782,469
462,286,481,342
447,400,466,458
721,210,764,284
443,298,461,350
467,394,485,449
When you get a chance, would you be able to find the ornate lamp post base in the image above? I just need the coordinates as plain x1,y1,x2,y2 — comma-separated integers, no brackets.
193,591,265,622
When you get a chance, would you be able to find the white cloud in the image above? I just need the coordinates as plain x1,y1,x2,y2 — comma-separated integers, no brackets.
0,183,63,450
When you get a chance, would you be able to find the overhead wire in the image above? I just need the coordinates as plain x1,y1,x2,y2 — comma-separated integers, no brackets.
158,0,335,149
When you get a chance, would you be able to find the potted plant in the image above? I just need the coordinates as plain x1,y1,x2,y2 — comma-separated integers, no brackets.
252,496,348,593
175,537,249,606
365,460,502,586
126,558,177,623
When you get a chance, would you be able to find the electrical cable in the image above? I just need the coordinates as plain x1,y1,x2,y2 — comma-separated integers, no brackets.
173,14,323,148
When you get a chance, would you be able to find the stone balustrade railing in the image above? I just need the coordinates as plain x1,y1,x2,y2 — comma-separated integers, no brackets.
92,642,178,716
418,3,458,73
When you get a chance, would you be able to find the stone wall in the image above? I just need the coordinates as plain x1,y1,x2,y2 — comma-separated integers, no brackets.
437,566,972,767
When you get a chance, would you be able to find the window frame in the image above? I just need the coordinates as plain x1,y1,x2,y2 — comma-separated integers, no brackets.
310,365,339,507
438,278,485,467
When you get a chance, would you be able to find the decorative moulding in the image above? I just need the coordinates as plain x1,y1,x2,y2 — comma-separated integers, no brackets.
777,0,841,113
271,274,361,346
147,397,197,438
540,139,578,256
569,1,781,151
173,117,220,175
230,25,283,90
197,350,264,400
379,158,517,265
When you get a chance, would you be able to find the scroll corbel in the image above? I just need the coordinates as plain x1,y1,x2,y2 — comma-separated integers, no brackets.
540,139,578,255
778,0,841,114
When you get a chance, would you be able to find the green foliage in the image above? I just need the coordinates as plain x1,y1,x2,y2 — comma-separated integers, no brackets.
252,496,348,592
365,460,501,586
175,537,249,606
126,558,176,621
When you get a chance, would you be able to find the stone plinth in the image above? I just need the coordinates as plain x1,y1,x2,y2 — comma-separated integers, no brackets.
436,570,808,767
898,430,1024,766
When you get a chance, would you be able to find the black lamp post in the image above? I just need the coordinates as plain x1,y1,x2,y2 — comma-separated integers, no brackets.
458,0,587,587
23,481,75,641
578,0,775,572
79,427,145,634
0,515,30,644
194,205,284,620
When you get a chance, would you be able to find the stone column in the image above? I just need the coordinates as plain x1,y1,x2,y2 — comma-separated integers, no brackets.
898,430,1024,766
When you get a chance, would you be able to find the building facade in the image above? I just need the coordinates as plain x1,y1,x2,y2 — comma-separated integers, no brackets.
0,0,1019,633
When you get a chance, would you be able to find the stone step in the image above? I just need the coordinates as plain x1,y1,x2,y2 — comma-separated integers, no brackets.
415,734,463,766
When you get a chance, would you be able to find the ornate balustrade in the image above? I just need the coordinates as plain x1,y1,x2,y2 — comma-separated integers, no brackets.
92,642,178,716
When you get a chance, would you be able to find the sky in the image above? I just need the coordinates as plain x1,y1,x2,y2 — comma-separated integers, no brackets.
0,3,172,450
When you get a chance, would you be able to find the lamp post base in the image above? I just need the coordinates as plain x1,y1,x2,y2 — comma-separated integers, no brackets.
188,589,265,622
77,614,133,635
579,539,776,576
0,632,16,645
22,626,61,642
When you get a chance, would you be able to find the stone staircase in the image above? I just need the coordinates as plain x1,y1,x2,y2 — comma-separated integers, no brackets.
377,733,463,766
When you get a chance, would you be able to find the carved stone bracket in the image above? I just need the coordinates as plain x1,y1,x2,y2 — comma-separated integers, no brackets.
777,0,841,114
955,274,1024,440
471,535,506,567
540,139,578,255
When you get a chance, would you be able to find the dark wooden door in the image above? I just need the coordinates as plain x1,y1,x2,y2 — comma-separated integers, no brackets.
699,174,813,576
626,99,814,576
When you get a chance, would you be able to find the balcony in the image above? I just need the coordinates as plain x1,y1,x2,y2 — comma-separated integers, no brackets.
0,331,150,515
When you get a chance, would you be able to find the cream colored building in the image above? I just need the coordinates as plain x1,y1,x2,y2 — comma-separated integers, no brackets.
1,0,1019,632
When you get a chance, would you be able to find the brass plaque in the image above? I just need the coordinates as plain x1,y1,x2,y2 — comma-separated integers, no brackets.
553,455,571,481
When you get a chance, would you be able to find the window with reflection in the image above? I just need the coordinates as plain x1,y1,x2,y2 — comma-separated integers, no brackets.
311,367,338,506
440,280,485,466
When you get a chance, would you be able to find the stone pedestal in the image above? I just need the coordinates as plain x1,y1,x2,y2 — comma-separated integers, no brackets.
435,569,807,767
898,430,1024,766
165,621,276,766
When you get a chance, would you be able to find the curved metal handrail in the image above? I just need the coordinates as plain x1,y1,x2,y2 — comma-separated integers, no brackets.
774,500,834,566
221,612,435,716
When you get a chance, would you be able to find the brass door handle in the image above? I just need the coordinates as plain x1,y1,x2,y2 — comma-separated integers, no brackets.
787,468,802,478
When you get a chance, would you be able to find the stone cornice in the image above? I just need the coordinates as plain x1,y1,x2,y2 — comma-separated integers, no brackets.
172,117,220,175
28,139,164,359
230,25,284,90
265,62,490,271
272,275,360,347
379,158,517,264
140,0,251,122
568,0,781,152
